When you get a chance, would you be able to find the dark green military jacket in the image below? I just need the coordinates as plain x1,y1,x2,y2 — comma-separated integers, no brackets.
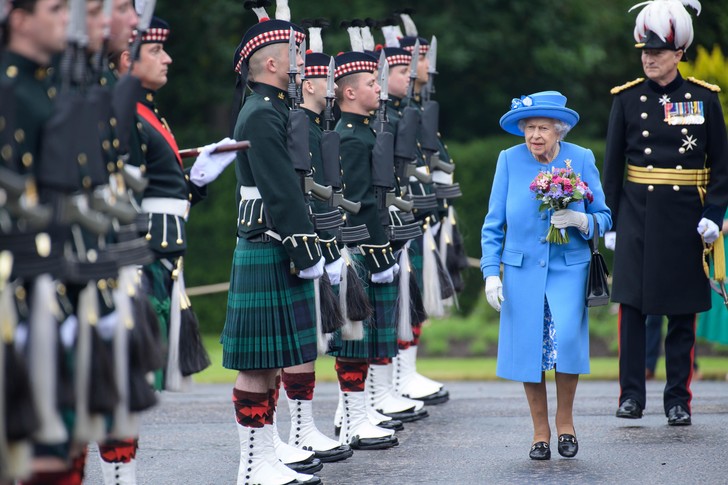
305,108,341,264
136,89,206,258
233,83,320,271
336,111,395,273
0,52,55,179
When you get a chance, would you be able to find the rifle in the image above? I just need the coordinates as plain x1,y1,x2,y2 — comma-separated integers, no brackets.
318,57,369,244
286,28,332,203
371,52,420,242
112,0,156,195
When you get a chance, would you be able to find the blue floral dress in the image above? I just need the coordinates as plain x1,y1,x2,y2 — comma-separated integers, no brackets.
542,297,558,371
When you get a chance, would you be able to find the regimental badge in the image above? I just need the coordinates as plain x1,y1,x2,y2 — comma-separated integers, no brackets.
664,101,705,125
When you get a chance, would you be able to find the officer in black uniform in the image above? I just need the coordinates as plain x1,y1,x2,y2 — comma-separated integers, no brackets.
603,0,728,426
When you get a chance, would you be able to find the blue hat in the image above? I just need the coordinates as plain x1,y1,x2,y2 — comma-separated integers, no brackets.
499,91,579,136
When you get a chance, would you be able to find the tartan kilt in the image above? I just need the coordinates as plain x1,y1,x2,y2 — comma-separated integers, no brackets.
221,238,317,370
141,259,173,390
329,254,398,360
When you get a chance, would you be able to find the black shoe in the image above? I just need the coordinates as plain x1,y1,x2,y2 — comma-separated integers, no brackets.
349,434,399,450
286,457,323,474
379,406,429,423
557,434,578,458
616,398,643,419
529,441,551,460
667,405,692,426
312,444,354,463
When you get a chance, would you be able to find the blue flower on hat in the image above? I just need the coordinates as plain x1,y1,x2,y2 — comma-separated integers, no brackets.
510,95,534,111
500,91,580,136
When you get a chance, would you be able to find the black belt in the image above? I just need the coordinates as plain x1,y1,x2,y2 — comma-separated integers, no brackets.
247,233,277,243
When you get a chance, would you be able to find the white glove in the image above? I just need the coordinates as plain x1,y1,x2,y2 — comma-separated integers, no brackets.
551,209,589,233
371,265,396,284
189,137,238,186
297,257,325,280
485,276,504,312
604,231,616,251
698,218,720,244
324,258,344,285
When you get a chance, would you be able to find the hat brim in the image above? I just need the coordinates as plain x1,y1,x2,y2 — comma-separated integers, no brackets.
499,106,580,136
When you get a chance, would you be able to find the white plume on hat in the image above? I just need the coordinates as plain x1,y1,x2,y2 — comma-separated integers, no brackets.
135,0,146,16
630,0,701,50
361,25,375,52
308,26,323,53
400,12,418,37
381,26,401,47
347,26,364,52
275,0,290,21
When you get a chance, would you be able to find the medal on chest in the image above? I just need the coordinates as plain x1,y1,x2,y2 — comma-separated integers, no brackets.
664,101,705,125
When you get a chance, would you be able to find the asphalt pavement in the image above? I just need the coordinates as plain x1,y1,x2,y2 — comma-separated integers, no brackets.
83,380,728,484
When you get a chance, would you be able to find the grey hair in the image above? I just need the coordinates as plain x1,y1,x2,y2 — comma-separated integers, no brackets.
517,118,572,140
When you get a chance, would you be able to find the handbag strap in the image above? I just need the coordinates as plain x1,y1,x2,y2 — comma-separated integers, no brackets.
585,198,599,255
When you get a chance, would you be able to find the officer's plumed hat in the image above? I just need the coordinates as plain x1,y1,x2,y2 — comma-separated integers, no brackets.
630,0,701,53
499,91,580,137
233,0,305,73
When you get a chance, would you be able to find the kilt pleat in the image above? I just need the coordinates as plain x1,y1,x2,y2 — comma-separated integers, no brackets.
329,254,398,359
221,239,317,370
408,237,427,327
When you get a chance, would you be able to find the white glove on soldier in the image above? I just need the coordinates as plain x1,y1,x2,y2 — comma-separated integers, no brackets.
324,258,344,285
551,209,589,233
297,257,325,280
371,264,398,284
698,218,720,244
190,137,238,186
485,275,504,312
604,231,616,251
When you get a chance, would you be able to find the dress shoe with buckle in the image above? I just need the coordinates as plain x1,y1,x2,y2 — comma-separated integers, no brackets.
557,434,578,458
529,441,550,460
667,405,691,426
616,398,643,419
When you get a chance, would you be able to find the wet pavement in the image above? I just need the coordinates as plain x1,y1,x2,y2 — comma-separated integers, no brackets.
83,380,728,484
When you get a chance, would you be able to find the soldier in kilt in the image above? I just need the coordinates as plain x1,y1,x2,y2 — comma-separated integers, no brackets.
277,27,354,464
326,48,401,450
222,6,325,484
359,36,430,426
109,15,237,483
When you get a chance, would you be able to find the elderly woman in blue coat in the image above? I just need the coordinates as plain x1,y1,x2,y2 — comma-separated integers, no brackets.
480,91,611,460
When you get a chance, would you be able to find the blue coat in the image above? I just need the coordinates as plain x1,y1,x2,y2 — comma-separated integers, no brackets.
480,142,612,383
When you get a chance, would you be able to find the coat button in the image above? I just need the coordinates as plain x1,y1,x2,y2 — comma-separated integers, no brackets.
673,185,680,191
685,92,692,99
647,185,654,191
681,128,688,135
676,165,683,170
640,95,647,102
641,112,648,119
679,147,686,154
646,165,654,171
642,130,649,138
539,260,546,267
644,147,652,155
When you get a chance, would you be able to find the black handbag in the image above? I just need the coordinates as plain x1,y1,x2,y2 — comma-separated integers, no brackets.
586,214,610,307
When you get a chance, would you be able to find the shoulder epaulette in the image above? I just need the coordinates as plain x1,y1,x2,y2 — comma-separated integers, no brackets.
687,77,721,92
610,78,645,95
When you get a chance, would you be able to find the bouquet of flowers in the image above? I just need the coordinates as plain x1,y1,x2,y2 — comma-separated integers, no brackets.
529,160,593,244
